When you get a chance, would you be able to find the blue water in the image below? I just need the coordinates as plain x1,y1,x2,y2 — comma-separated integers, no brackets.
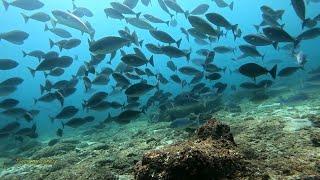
0,0,319,163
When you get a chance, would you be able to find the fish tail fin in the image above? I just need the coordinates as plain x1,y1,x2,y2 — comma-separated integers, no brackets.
49,39,54,49
293,39,301,49
272,42,278,50
139,40,144,47
50,19,57,28
232,24,238,41
49,116,55,123
261,54,265,61
186,52,191,61
22,50,27,57
2,0,9,11
184,11,189,19
302,19,308,30
33,98,38,105
27,67,36,78
229,1,234,10
149,55,154,67
44,72,48,78
20,13,29,23
254,25,260,32
176,38,182,48
165,20,170,26
269,64,277,79
136,12,141,18
40,84,45,94
44,24,49,31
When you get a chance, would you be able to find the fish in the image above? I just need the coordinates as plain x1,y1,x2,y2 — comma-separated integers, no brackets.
121,54,154,67
149,30,182,48
294,51,307,66
51,10,94,38
49,38,81,51
0,98,19,109
206,73,222,81
164,0,186,17
125,17,155,30
238,45,264,60
21,12,50,23
0,30,29,45
2,0,44,11
110,2,140,17
212,0,234,10
278,66,302,77
290,0,307,28
123,0,139,9
104,8,125,20
0,77,23,87
49,106,79,122
180,27,189,42
44,24,72,38
89,36,130,55
178,66,201,76
170,117,198,129
157,0,174,18
263,27,298,47
56,128,63,137
82,92,108,110
239,63,277,80
0,59,19,70
22,50,45,61
63,116,94,128
160,46,191,60
189,4,209,15
125,82,158,97
143,14,170,26
48,139,59,146
188,15,220,37
115,110,142,124
205,12,238,40
243,34,278,49
296,28,320,41
72,2,93,18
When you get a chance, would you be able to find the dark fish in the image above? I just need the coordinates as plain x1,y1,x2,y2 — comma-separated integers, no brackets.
21,12,50,23
206,73,221,80
213,0,234,10
164,0,186,17
123,0,139,9
149,30,182,48
213,46,235,54
167,61,177,72
48,139,59,146
178,66,201,76
157,0,174,18
243,34,277,49
189,4,209,15
125,17,155,30
238,45,264,60
0,98,19,109
92,74,109,85
2,0,44,11
104,8,125,20
63,116,94,128
110,2,140,17
121,54,153,67
49,106,79,122
260,5,284,20
278,66,302,77
170,118,197,129
0,30,29,45
112,72,130,87
296,28,320,41
44,25,72,38
205,12,238,39
180,27,189,42
51,10,93,37
239,63,277,80
125,82,158,97
0,86,17,97
263,27,298,47
188,15,219,37
143,14,169,26
72,2,93,18
291,0,307,28
141,0,151,6
0,77,23,87
115,110,142,124
0,122,20,133
56,128,63,137
82,91,108,110
22,50,45,61
44,68,64,78
89,36,130,55
49,38,81,51
161,46,191,60
145,43,163,54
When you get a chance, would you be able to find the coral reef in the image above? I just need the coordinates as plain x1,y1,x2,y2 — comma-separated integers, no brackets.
134,119,248,180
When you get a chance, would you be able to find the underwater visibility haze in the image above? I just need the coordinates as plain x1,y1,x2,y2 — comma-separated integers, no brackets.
0,0,320,179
